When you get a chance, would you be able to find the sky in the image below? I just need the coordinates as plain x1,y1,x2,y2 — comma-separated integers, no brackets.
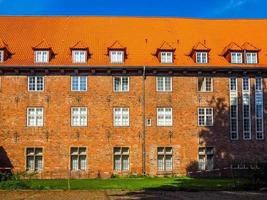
0,0,266,18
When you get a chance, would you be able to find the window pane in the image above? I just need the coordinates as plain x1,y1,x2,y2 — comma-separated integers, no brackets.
71,155,79,170
165,155,172,171
114,155,121,171
122,155,129,171
79,155,86,170
157,155,164,171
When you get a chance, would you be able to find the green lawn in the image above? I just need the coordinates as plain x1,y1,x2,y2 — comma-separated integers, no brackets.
0,177,248,190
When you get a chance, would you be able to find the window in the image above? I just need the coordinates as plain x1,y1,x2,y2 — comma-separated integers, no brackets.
0,50,4,62
26,148,43,171
113,147,129,171
198,147,214,171
229,77,238,140
231,52,242,64
198,108,213,126
198,77,213,92
28,76,44,91
71,76,87,91
246,52,257,64
157,108,172,126
161,52,173,63
113,108,129,127
70,147,87,170
255,77,264,140
113,76,129,92
110,51,124,63
157,147,173,171
35,50,49,63
72,50,87,63
27,107,44,127
242,77,251,140
156,76,172,92
71,107,87,127
196,52,208,64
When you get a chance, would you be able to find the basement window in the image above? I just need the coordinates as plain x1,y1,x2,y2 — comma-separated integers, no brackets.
198,147,214,171
113,147,129,171
70,147,87,170
157,147,173,171
26,148,43,171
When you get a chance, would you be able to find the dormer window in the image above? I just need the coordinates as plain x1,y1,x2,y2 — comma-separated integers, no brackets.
0,50,3,62
72,50,87,63
35,50,49,63
161,52,173,64
231,52,242,64
196,52,208,64
246,52,257,64
110,50,124,64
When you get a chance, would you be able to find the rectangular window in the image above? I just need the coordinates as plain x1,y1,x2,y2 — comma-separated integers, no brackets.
28,76,44,91
110,51,124,63
242,77,251,140
113,147,129,171
231,52,243,64
198,108,213,126
255,77,264,140
198,77,213,92
26,148,43,171
161,52,173,63
71,76,87,91
156,77,172,92
27,107,44,127
0,50,4,62
70,147,87,170
113,108,129,127
72,50,87,63
198,147,214,171
157,147,173,171
35,50,49,63
113,76,129,92
157,108,172,126
246,52,258,64
196,52,208,64
71,107,88,127
229,77,238,140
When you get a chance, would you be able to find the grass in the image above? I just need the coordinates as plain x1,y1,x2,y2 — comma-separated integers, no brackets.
0,176,249,190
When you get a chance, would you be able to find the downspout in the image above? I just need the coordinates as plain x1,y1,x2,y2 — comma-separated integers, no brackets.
142,66,146,175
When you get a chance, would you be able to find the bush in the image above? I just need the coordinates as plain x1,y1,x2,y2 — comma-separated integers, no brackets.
0,180,30,189
0,172,12,181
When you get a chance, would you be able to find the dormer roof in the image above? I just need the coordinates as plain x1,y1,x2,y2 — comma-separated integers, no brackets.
71,41,88,50
241,42,260,51
156,41,176,55
33,39,52,50
221,42,242,56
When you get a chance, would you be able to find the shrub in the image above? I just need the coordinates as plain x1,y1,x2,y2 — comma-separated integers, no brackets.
0,180,30,189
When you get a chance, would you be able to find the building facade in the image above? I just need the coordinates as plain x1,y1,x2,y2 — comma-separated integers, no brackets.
0,17,266,178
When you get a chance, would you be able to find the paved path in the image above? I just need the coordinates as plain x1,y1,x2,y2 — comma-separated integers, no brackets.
0,190,266,200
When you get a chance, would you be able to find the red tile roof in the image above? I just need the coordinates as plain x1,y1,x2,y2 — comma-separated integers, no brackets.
0,16,267,67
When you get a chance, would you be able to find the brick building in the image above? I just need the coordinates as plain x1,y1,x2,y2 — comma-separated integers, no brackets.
0,16,266,178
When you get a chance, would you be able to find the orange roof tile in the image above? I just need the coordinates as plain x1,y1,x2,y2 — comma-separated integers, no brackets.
241,42,260,51
71,41,88,49
33,39,52,50
108,40,126,50
0,16,267,67
193,42,210,51
0,38,8,49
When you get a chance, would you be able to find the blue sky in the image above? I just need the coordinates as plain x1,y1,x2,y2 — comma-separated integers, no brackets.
0,0,266,18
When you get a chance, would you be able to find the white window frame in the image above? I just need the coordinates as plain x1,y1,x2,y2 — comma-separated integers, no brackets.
157,108,173,126
231,52,243,64
246,52,258,64
156,76,172,92
255,77,264,140
113,147,130,171
198,147,214,171
71,107,88,127
34,50,49,63
229,77,239,140
27,107,44,127
71,76,87,92
72,50,87,63
70,147,87,171
198,108,213,126
113,108,129,127
160,52,173,64
242,77,251,140
157,147,173,172
28,76,44,92
26,147,43,171
113,76,129,92
196,52,208,64
110,50,124,64
0,50,4,62
198,77,213,92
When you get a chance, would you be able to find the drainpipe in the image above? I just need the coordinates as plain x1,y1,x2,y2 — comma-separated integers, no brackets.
142,66,146,175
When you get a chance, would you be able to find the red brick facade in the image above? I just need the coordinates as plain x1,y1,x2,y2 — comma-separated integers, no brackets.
0,17,267,178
